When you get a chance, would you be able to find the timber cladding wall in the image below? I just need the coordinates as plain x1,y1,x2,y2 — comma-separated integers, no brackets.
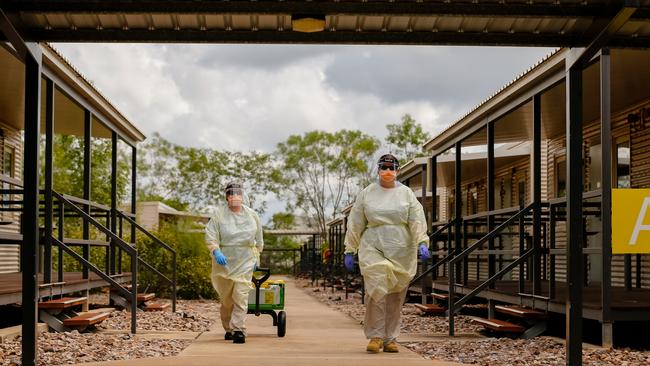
547,98,650,288
0,121,22,274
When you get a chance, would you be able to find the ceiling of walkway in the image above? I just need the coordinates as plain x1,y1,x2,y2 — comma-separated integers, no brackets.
2,1,650,46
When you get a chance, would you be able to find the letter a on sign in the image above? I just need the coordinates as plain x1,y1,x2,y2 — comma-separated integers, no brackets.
613,189,650,254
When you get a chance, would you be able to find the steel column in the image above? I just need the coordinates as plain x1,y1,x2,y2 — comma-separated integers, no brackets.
430,155,437,281
533,93,542,295
110,132,118,275
565,56,584,366
487,122,495,288
21,43,42,366
43,78,54,284
449,141,462,337
83,110,91,279
131,146,137,243
600,48,613,347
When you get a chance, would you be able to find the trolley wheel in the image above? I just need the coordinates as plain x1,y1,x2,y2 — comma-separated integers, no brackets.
277,311,286,337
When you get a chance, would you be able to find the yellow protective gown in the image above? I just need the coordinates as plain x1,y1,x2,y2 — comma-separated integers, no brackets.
205,204,263,333
344,182,429,301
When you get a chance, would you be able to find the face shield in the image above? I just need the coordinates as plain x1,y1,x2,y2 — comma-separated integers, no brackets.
225,185,246,208
378,162,398,183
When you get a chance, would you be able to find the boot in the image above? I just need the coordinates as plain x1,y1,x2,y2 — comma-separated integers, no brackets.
224,332,233,341
383,341,399,353
366,338,383,353
233,331,246,344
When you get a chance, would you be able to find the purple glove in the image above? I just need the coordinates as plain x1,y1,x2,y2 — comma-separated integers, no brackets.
344,253,355,272
418,242,430,261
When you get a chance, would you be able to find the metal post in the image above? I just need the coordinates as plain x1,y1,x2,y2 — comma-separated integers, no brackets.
421,164,430,303
566,55,584,366
131,146,137,243
21,44,42,366
533,93,542,295
83,110,91,279
449,141,462,337
44,78,54,284
487,122,495,287
600,48,613,347
454,142,462,283
430,155,438,281
110,132,117,275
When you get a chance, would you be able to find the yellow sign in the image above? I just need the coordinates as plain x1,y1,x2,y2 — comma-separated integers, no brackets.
613,189,650,254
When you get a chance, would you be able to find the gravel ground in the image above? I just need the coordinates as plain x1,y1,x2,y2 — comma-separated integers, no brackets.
0,299,220,365
297,278,482,334
0,331,191,366
98,299,219,332
404,337,650,366
299,278,650,365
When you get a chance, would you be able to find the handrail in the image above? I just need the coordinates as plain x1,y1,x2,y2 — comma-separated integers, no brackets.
449,247,535,314
53,191,135,256
409,252,454,286
462,205,521,221
52,237,132,299
60,193,111,212
429,218,455,239
450,202,535,265
115,209,177,312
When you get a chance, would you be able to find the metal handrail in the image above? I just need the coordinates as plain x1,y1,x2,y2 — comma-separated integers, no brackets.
52,190,138,333
410,252,454,286
450,202,535,265
115,209,177,312
429,218,455,239
449,247,535,314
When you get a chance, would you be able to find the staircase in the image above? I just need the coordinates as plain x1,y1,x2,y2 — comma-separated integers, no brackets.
38,296,113,332
471,304,548,339
109,285,169,312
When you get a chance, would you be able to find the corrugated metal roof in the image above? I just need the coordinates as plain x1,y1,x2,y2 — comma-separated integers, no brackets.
3,1,650,45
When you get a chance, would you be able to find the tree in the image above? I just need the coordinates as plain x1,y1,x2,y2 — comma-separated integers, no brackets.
137,133,284,213
277,130,380,233
385,114,431,163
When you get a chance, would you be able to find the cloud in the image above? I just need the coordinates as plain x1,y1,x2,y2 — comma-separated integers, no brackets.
52,43,554,155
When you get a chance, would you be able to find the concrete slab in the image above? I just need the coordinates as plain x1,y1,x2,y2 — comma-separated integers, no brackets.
0,323,48,343
84,277,466,366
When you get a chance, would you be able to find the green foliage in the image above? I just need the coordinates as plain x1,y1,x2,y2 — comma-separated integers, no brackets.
137,133,283,213
136,221,217,300
385,114,431,164
276,130,380,233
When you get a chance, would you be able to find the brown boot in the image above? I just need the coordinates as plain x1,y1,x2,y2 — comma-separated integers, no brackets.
366,338,383,353
383,341,399,353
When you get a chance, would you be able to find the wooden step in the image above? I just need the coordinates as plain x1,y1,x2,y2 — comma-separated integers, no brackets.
495,305,547,319
471,317,525,333
63,311,111,327
144,302,170,312
137,293,156,303
414,303,446,315
431,292,449,301
38,297,87,310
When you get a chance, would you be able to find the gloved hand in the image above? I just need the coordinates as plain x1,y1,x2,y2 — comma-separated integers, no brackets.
344,253,355,272
418,242,430,261
213,249,228,265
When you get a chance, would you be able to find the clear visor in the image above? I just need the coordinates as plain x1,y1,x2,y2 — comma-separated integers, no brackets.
378,162,398,171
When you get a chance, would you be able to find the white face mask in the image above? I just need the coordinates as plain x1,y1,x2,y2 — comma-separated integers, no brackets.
228,195,243,208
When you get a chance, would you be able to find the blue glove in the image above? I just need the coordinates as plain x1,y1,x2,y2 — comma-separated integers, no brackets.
418,242,430,261
213,249,228,265
344,253,355,272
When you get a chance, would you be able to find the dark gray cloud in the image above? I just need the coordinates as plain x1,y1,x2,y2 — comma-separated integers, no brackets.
323,46,554,107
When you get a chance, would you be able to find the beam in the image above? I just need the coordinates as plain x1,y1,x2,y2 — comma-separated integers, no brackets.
487,122,495,289
565,57,584,366
565,0,639,70
21,28,593,46
83,109,92,279
2,0,621,17
0,8,41,61
43,77,54,284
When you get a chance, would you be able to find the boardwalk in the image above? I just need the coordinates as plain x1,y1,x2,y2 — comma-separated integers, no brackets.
86,277,463,366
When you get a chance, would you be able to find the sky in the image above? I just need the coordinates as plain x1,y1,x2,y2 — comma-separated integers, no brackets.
52,43,555,154
51,43,554,221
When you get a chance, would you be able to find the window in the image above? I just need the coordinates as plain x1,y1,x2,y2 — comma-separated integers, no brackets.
518,179,526,206
468,185,478,215
616,141,630,188
3,147,14,177
556,158,567,198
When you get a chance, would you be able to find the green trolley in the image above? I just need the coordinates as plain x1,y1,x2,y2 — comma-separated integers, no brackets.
247,268,286,337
